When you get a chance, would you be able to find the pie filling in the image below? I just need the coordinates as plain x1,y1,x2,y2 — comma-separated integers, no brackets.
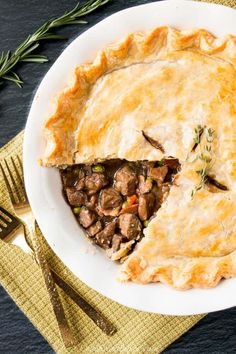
60,158,180,261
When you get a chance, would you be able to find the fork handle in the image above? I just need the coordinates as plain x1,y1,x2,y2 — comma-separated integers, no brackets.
51,270,116,336
15,225,116,335
26,219,77,348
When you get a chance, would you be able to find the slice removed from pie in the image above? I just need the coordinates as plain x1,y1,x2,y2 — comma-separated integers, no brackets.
42,26,236,289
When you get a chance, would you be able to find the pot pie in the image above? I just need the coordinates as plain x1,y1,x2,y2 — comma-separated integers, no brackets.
41,26,236,290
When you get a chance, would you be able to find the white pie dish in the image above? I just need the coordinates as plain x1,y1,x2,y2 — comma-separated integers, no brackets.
23,0,236,315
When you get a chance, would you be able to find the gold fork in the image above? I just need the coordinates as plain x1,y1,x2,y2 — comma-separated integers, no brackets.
0,156,116,338
0,158,77,348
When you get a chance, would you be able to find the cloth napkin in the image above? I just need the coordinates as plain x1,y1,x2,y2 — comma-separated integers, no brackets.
200,0,236,6
0,1,235,353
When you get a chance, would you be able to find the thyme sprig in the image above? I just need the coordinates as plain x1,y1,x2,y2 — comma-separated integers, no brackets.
0,0,110,87
191,127,215,197
192,124,205,151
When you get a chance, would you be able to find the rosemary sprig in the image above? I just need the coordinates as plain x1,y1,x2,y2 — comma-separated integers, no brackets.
191,127,215,197
0,0,111,87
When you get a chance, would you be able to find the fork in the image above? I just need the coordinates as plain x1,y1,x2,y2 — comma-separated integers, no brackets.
0,203,116,338
0,158,77,348
0,156,116,338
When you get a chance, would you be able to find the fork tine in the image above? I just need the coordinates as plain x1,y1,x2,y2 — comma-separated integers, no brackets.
0,205,14,220
17,154,28,201
0,162,17,205
4,159,22,202
11,156,23,185
17,154,23,171
10,156,27,201
0,213,10,225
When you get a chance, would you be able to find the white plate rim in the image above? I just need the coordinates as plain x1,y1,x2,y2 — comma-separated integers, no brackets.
23,0,236,315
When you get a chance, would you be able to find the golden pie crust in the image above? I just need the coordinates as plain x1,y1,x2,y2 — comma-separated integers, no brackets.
42,27,236,289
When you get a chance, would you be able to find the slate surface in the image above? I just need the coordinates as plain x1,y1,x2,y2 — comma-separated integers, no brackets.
0,0,235,353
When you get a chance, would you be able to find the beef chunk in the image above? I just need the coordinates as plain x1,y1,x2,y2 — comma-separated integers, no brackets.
148,166,168,185
78,207,97,228
75,177,85,191
138,193,155,221
114,165,137,196
66,188,86,206
142,161,155,169
85,173,109,195
99,206,121,217
102,216,115,224
87,220,103,237
95,220,116,249
120,204,138,215
100,187,122,209
111,234,123,252
119,213,142,240
86,194,98,210
138,175,153,194
162,158,180,170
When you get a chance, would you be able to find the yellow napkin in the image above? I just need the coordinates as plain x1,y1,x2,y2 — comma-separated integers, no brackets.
0,1,235,352
199,0,235,6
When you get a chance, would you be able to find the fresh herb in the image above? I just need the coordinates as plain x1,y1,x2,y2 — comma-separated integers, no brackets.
191,127,214,197
0,0,110,87
142,131,165,153
92,164,105,173
192,125,205,151
162,157,180,170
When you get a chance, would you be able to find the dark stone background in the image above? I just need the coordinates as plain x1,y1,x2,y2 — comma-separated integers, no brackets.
0,1,235,353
